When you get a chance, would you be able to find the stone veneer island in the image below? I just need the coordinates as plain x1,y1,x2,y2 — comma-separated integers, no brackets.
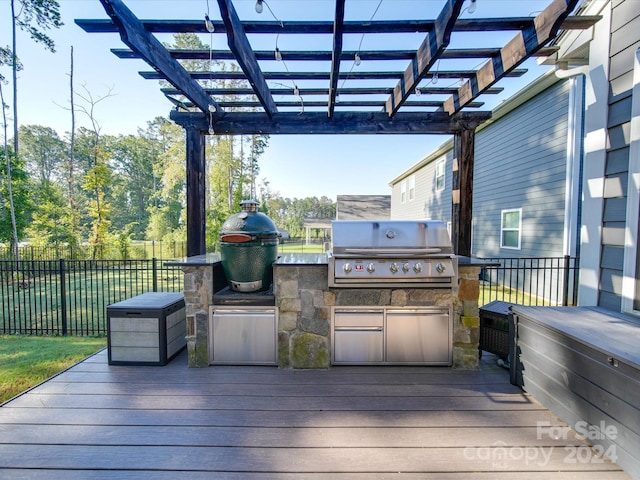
167,253,484,369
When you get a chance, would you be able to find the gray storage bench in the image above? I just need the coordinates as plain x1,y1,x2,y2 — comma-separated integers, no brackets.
107,292,186,366
510,305,640,479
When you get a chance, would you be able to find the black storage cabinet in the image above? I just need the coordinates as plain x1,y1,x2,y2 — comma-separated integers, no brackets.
107,292,186,366
479,300,513,359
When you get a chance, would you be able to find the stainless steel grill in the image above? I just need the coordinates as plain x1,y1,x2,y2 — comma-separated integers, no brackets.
328,220,457,288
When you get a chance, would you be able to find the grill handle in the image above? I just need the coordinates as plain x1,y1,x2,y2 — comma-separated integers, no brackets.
343,248,442,255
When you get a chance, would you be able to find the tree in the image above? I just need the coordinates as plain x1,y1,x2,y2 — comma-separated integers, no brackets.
19,124,65,184
25,181,77,248
6,0,62,255
107,133,155,238
0,146,31,244
144,117,186,242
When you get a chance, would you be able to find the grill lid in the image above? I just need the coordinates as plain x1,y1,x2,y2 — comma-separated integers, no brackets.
331,220,453,256
220,200,280,242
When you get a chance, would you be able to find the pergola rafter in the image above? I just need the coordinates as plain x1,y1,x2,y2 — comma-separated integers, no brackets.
443,0,581,114
78,0,598,256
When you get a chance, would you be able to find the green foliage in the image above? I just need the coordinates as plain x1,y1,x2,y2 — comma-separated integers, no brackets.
12,0,63,53
25,181,78,247
0,147,31,243
19,124,66,183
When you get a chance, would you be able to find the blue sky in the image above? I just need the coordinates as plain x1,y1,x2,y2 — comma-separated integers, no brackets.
1,0,560,200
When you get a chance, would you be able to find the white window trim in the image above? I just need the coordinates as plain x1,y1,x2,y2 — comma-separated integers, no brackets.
500,208,522,250
622,47,640,315
435,157,446,192
400,180,407,204
408,175,415,201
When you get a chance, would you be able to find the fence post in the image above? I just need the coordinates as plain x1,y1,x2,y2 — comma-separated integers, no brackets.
59,258,68,335
152,257,158,292
562,255,570,306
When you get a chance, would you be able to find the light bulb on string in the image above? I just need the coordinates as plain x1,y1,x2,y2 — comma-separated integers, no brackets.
255,0,264,14
354,53,361,66
415,88,422,97
432,71,439,84
467,0,477,14
293,85,300,96
275,47,282,61
204,14,215,33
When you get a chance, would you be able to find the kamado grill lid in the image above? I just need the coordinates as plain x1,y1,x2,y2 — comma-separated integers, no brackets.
220,200,279,243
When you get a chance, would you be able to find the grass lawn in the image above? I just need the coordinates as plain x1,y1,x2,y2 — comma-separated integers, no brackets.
0,335,107,404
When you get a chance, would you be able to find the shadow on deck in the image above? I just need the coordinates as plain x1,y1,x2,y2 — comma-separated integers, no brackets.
0,349,631,479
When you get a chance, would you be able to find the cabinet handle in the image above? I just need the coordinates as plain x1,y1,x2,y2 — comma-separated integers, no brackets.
334,327,383,332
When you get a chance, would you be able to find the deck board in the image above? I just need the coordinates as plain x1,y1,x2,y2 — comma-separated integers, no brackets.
0,349,631,479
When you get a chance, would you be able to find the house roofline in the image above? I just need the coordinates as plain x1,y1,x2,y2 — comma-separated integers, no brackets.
388,68,565,186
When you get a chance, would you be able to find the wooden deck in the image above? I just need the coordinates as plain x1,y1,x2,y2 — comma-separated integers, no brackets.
0,349,631,479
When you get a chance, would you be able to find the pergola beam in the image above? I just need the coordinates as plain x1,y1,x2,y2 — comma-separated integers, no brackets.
328,0,346,117
76,15,600,35
112,47,560,62
170,111,492,135
443,0,581,114
216,0,277,116
385,0,466,117
170,99,484,109
97,0,219,115
162,86,504,96
140,68,527,81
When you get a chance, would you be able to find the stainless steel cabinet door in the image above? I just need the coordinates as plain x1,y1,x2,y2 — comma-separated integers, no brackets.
333,310,384,364
386,309,451,365
211,308,277,365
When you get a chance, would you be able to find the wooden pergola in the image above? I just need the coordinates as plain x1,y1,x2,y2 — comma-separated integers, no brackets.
76,0,598,257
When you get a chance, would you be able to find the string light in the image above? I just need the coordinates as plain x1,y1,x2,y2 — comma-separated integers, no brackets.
354,53,361,66
467,0,477,14
275,47,282,61
293,85,300,96
204,14,215,33
415,88,422,96
255,0,264,14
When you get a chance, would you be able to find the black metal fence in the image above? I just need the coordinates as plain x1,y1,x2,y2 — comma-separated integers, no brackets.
0,259,183,336
1,254,581,335
480,255,580,307
0,241,188,261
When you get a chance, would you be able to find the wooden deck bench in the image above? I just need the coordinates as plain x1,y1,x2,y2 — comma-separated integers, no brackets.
509,305,640,480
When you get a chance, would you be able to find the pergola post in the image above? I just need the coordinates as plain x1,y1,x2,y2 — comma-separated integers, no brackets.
452,128,475,256
186,127,206,256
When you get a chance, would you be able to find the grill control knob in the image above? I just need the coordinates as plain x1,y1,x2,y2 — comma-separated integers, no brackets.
413,262,423,273
367,263,376,273
343,263,352,273
435,262,446,274
390,262,399,273
402,263,411,273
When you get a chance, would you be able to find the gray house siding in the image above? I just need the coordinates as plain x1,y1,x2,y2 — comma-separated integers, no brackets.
391,151,453,221
472,80,571,258
598,0,640,310
390,77,574,263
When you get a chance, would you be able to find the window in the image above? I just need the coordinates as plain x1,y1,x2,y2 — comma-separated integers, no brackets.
408,175,415,201
501,209,522,249
400,181,406,203
435,158,445,191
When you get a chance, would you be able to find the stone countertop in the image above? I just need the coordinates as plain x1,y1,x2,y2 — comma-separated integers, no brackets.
274,253,329,265
166,253,492,268
164,253,221,266
457,256,501,267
